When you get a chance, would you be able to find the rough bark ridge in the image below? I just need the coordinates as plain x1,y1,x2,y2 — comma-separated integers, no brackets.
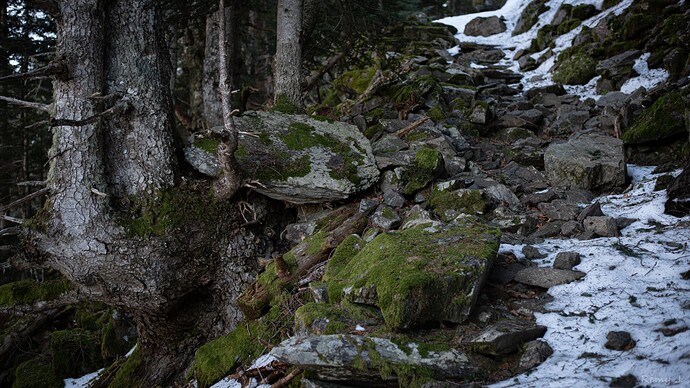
274,0,303,109
32,0,277,384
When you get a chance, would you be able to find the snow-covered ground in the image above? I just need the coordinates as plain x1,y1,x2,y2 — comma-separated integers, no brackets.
436,0,669,99
496,166,690,387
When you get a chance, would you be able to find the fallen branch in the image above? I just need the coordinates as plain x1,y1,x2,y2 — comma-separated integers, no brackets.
0,95,51,112
270,368,303,388
16,180,46,187
394,116,429,138
2,215,25,224
303,50,347,94
0,227,20,237
0,187,50,214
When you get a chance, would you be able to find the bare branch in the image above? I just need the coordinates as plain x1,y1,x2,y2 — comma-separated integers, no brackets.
0,245,15,253
270,368,303,388
0,227,21,237
25,120,50,130
0,187,50,214
0,61,67,82
0,96,51,112
23,0,59,16
395,116,429,138
2,215,25,224
16,180,47,187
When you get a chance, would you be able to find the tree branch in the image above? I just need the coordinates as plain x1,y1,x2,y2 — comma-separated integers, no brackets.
50,96,130,127
0,61,67,82
0,187,50,214
0,96,51,113
0,227,21,237
2,215,25,224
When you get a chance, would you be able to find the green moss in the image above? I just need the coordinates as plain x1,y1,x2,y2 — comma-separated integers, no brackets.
359,337,435,387
334,67,377,95
51,329,103,378
283,123,317,150
530,24,554,52
73,303,109,331
556,18,581,35
513,0,549,36
623,92,688,144
272,94,300,114
0,279,70,307
295,302,381,335
428,189,487,221
109,346,145,388
194,138,220,154
552,51,597,85
571,4,597,20
324,223,499,330
426,106,446,122
401,148,443,195
193,301,290,388
12,359,62,388
602,0,622,9
363,123,383,140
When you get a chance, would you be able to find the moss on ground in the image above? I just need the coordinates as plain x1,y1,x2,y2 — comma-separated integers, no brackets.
623,92,688,144
0,279,70,307
51,328,103,378
194,138,220,154
401,148,443,195
193,298,291,388
272,94,300,114
109,346,145,388
428,189,487,221
324,223,499,330
334,67,377,95
552,51,597,85
12,359,62,388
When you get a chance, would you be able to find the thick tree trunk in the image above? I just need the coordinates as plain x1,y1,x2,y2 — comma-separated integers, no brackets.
274,0,303,110
34,0,280,384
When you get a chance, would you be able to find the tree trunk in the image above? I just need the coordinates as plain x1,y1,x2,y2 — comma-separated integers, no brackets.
33,0,282,384
274,0,302,110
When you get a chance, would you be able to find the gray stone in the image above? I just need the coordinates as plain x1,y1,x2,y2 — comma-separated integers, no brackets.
514,267,585,288
359,198,380,214
530,221,565,239
309,283,329,303
548,110,590,135
383,190,406,208
522,245,546,260
596,50,641,80
375,150,416,170
469,320,547,356
544,132,626,193
183,146,221,177
270,335,476,382
538,199,580,221
370,205,401,230
186,111,379,204
577,201,605,223
284,221,318,244
469,102,491,124
373,135,408,154
483,183,521,211
583,216,619,237
521,189,559,207
517,340,554,373
560,220,584,237
553,251,581,270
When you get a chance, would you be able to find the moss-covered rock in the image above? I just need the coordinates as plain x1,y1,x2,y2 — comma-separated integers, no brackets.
400,148,444,195
334,67,377,96
12,359,62,388
51,328,103,378
428,189,488,221
324,222,500,330
108,346,144,388
552,51,597,85
512,0,549,36
623,92,688,144
294,302,383,335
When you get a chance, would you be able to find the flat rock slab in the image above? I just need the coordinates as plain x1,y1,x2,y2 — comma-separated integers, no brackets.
544,132,626,194
514,267,585,288
185,111,380,204
270,335,476,383
470,320,547,356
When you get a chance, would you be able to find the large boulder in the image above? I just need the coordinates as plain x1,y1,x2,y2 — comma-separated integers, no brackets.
184,111,379,204
464,16,507,37
544,132,626,193
270,334,476,383
324,221,500,330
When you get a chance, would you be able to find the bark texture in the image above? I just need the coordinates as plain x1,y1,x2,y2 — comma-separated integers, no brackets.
274,0,303,109
34,0,284,384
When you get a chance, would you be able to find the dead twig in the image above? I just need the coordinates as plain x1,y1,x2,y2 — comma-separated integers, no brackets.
0,95,50,112
0,187,50,214
394,116,429,138
270,368,303,388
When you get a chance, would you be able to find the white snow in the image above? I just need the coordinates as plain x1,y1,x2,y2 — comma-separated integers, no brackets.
620,53,670,94
64,369,104,388
492,165,690,387
209,354,277,388
435,0,672,99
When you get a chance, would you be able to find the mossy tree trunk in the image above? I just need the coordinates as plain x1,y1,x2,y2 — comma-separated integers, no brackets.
26,0,274,384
